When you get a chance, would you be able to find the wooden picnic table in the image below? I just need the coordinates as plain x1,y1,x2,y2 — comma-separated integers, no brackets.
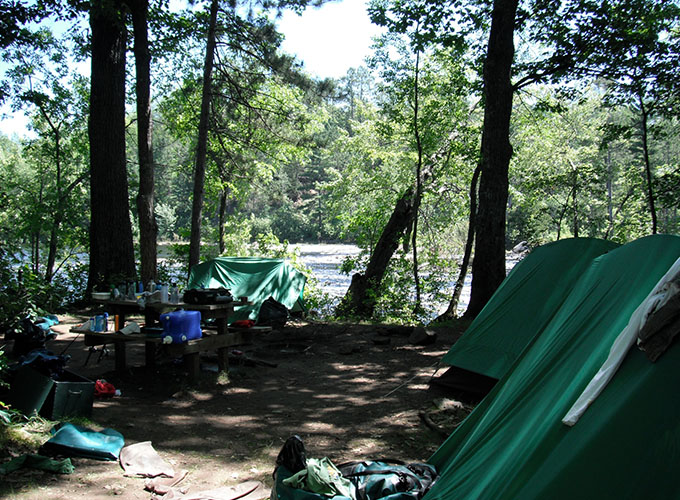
79,327,255,382
94,298,245,336
79,298,264,381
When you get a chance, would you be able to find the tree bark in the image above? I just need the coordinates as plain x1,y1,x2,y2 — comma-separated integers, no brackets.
44,114,61,283
87,0,136,291
218,189,227,254
464,0,518,319
130,0,157,284
188,0,219,274
639,95,657,234
412,49,423,314
336,187,416,318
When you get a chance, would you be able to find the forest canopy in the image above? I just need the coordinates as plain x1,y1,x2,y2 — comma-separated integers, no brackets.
0,0,679,324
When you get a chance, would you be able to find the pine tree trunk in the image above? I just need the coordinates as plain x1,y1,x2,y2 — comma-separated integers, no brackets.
45,119,61,283
337,187,416,318
87,0,136,291
639,96,657,234
465,0,518,319
188,0,219,274
131,0,157,284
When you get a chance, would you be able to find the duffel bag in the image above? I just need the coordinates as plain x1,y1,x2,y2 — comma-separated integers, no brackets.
183,287,233,305
337,460,438,500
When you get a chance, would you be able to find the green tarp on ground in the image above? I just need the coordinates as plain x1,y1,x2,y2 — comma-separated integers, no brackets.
441,237,620,380
187,257,307,323
425,234,680,500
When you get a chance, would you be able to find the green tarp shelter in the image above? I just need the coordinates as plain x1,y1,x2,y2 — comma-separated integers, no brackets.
425,234,680,500
440,237,620,381
187,257,306,324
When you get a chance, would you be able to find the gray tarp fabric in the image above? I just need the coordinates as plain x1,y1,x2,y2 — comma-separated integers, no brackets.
425,234,680,500
187,257,307,324
441,238,619,380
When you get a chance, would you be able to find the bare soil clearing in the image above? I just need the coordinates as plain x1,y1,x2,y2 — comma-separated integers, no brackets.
2,313,474,500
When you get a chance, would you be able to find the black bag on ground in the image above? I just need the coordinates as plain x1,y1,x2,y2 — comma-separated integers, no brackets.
337,460,438,500
258,297,289,329
8,317,49,357
273,435,307,479
183,287,233,305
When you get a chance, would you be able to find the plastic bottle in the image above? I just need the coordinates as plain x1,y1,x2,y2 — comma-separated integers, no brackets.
170,283,179,304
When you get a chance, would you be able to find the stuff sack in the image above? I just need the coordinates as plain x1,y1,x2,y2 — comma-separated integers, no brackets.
270,436,437,500
183,287,233,305
259,297,289,329
337,460,438,500
8,317,55,356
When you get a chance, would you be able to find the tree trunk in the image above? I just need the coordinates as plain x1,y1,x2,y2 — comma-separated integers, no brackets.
436,164,481,322
639,95,657,234
188,0,219,274
130,0,157,284
218,189,227,254
45,117,61,283
336,187,416,318
464,0,518,319
87,0,136,291
412,49,423,314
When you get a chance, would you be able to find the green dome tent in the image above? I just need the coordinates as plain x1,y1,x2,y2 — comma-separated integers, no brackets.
435,238,619,394
187,257,307,324
425,234,680,500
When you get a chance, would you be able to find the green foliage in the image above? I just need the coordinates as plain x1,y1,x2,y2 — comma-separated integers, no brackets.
0,348,9,390
2,0,679,325
0,250,43,336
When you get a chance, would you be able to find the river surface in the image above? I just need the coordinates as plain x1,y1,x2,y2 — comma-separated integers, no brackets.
293,243,522,317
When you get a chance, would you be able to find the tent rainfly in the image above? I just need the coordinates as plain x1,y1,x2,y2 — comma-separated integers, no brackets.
424,234,680,500
436,238,619,393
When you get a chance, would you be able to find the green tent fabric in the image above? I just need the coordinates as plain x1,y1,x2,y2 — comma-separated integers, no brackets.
441,237,619,380
187,257,307,323
426,234,680,500
0,454,74,475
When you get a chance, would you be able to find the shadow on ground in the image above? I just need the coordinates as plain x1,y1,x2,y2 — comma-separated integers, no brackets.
1,315,476,499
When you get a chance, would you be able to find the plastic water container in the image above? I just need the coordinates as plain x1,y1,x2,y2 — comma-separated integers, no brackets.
159,310,202,344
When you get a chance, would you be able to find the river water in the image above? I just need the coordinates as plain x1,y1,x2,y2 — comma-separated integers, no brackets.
294,243,470,317
295,243,521,318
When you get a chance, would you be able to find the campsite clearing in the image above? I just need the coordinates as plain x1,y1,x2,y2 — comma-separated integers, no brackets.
1,315,470,499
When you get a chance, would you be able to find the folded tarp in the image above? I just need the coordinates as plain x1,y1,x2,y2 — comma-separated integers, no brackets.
41,423,125,461
187,257,307,324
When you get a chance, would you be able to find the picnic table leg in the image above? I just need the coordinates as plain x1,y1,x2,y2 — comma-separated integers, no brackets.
145,341,156,369
113,340,127,373
185,352,200,383
217,346,229,372
215,316,227,335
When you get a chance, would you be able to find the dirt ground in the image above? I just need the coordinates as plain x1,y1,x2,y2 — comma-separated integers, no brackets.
1,313,476,500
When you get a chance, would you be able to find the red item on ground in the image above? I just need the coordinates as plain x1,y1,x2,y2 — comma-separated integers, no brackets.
94,379,117,398
231,319,255,328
